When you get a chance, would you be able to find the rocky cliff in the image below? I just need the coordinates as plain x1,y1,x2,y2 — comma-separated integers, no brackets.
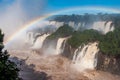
97,53,120,75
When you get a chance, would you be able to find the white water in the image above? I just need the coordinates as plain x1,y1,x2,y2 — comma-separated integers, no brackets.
49,21,64,28
49,21,57,25
38,20,115,34
92,21,114,34
72,42,99,72
44,37,68,55
104,21,114,34
78,22,81,27
31,34,50,49
56,38,67,54
68,21,75,28
93,21,106,33
56,22,64,28
26,32,34,45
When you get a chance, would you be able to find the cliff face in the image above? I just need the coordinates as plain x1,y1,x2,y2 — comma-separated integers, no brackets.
62,42,75,59
42,37,58,51
97,53,120,75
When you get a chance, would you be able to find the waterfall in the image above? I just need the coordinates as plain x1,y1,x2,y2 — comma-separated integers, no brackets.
56,38,67,55
92,21,114,34
49,21,57,25
31,34,50,49
78,22,81,27
43,37,68,55
72,42,99,72
93,21,106,33
56,22,64,28
104,21,114,34
68,21,75,28
26,32,34,45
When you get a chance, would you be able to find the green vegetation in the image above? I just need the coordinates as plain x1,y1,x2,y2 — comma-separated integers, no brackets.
68,29,102,48
48,13,120,56
47,24,74,39
67,27,120,56
0,30,20,80
99,28,120,55
47,23,120,56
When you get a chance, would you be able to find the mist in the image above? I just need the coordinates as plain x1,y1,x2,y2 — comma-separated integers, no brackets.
0,0,47,41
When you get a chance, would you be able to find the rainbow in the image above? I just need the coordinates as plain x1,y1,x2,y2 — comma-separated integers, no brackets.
5,6,120,45
4,14,52,45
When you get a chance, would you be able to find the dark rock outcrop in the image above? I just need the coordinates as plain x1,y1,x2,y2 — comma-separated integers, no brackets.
42,37,58,50
62,41,76,59
97,53,120,75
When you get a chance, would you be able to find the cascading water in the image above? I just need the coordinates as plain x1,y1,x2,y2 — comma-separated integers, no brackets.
68,21,75,28
49,21,64,28
93,21,106,33
56,22,64,28
56,38,67,55
44,37,68,55
92,21,114,34
31,34,50,49
26,32,34,45
104,21,114,34
71,42,99,72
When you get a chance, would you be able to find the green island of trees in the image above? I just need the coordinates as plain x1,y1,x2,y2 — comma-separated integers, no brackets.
48,24,120,56
48,13,120,56
68,27,120,56
99,28,120,55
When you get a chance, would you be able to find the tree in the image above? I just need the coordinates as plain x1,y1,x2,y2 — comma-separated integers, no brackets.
68,29,101,48
0,30,20,80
